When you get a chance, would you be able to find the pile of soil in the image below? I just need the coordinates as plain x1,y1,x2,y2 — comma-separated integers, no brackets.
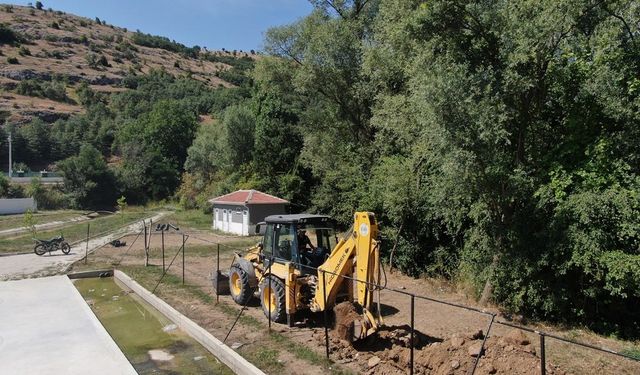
334,301,363,341
314,326,569,374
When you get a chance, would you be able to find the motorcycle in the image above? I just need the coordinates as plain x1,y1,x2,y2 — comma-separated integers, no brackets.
33,235,71,256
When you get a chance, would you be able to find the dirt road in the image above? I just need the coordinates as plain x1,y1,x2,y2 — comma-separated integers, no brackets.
0,212,167,281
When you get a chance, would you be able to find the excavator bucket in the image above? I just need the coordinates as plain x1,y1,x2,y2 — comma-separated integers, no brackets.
334,301,379,342
211,270,230,295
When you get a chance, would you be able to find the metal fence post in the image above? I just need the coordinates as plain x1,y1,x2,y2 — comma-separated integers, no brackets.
410,294,415,375
143,220,148,267
540,333,546,375
216,243,220,303
322,270,330,359
268,257,272,332
182,234,185,285
161,229,165,272
84,222,90,264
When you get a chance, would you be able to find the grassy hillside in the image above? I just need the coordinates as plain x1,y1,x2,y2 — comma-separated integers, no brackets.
0,3,256,125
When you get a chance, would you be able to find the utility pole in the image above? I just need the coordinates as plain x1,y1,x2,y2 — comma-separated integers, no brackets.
7,133,12,177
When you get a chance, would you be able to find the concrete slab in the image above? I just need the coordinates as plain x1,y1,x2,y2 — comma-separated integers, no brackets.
0,276,137,375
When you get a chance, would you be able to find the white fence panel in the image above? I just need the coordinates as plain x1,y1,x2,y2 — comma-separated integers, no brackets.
0,198,37,215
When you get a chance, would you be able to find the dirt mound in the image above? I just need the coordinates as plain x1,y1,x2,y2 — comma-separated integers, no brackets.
334,301,362,341
314,327,568,374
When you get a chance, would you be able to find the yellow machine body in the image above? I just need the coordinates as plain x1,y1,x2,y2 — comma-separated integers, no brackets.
227,211,383,341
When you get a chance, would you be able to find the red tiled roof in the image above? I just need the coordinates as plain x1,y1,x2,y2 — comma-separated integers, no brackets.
208,190,289,205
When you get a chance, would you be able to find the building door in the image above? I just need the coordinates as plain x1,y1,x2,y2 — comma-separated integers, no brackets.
223,209,229,232
242,210,249,236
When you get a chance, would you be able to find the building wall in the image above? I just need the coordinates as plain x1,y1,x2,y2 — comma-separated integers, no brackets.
248,204,288,235
212,203,247,235
212,202,288,236
0,198,37,215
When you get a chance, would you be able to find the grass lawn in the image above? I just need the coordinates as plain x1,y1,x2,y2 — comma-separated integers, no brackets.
0,209,157,254
165,209,212,231
0,210,84,232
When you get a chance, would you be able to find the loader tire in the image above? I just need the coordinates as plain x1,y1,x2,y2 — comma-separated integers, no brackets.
260,275,286,323
229,264,253,305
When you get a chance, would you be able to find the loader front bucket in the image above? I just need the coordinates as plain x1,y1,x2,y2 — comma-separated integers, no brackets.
212,270,230,295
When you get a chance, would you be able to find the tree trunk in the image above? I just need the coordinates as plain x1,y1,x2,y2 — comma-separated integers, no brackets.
479,254,499,306
388,222,404,274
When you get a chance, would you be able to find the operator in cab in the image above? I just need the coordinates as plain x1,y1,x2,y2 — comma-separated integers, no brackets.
297,229,316,252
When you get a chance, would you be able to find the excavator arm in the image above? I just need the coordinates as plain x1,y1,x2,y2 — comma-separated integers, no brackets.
310,212,383,340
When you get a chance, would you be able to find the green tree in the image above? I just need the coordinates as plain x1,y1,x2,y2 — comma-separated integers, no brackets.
34,1,43,10
223,103,255,169
23,209,36,235
58,144,118,209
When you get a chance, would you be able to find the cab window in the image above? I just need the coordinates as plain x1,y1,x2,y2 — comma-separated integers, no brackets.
274,224,295,261
262,224,274,257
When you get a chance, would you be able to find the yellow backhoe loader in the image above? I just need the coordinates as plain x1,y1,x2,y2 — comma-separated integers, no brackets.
214,212,384,341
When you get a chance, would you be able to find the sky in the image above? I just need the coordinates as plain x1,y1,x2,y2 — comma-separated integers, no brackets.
8,0,313,51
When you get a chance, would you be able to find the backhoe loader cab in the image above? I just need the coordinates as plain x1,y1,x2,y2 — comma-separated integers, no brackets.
219,211,383,342
258,214,339,271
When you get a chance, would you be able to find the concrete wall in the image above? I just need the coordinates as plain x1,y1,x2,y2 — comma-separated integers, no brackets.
0,198,37,215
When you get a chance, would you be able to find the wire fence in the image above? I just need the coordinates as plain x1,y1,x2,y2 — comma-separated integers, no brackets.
82,219,640,375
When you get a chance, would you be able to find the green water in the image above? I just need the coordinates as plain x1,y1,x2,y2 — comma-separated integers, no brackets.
74,278,233,375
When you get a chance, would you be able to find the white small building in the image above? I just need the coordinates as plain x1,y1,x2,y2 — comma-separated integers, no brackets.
209,190,289,236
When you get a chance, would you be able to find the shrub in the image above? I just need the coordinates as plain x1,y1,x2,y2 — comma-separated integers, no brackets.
18,46,31,56
6,56,18,64
16,78,71,102
97,54,109,66
27,178,69,210
35,1,43,10
44,34,59,42
0,23,20,45
50,21,59,30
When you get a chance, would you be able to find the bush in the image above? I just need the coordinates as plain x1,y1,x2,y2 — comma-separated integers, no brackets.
97,54,109,66
18,46,30,56
35,1,43,10
131,31,200,58
27,177,69,210
50,21,59,29
16,78,71,103
0,23,21,45
6,56,18,64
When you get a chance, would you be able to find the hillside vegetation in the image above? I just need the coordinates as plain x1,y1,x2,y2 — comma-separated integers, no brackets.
0,4,255,125
1,1,639,340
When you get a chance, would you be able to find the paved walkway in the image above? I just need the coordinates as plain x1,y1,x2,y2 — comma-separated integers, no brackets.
0,212,167,281
0,276,136,374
